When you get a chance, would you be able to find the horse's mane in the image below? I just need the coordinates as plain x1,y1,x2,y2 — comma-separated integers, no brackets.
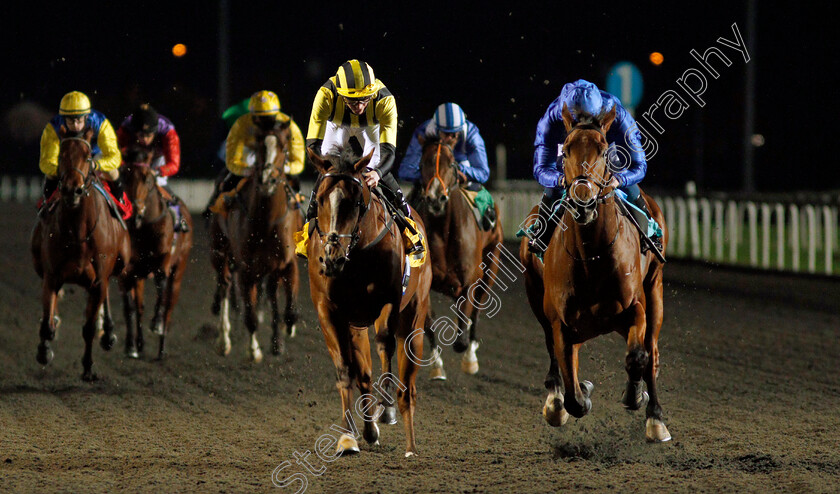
328,146,363,173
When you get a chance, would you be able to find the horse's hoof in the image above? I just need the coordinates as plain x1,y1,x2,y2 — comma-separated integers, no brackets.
286,324,297,338
378,405,399,425
645,418,672,443
151,323,164,337
36,344,54,365
215,338,231,357
363,422,380,444
580,380,594,397
429,366,447,381
250,347,264,364
543,395,570,427
100,333,117,351
271,339,284,356
461,358,479,375
125,348,140,359
404,451,417,458
336,434,360,456
81,371,98,382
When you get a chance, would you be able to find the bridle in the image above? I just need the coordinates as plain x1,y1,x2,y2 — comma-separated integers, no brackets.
313,172,371,262
424,142,457,198
558,123,622,261
128,162,168,226
560,123,617,220
58,136,97,196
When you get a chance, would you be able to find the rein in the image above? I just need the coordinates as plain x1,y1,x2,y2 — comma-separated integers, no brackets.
424,142,455,197
56,137,102,244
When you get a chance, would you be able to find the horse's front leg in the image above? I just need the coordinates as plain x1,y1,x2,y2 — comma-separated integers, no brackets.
555,329,593,419
99,282,117,352
644,271,671,442
620,301,650,412
150,267,171,337
241,273,263,363
120,275,140,358
36,277,61,365
212,251,232,357
350,324,380,447
395,298,424,457
81,284,106,381
281,259,300,339
424,312,446,381
317,310,360,456
157,258,187,360
374,305,399,424
266,271,284,355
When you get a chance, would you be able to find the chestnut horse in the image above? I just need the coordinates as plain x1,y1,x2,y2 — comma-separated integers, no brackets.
30,128,131,381
519,105,671,442
416,137,503,378
306,148,432,457
210,123,302,361
120,156,194,359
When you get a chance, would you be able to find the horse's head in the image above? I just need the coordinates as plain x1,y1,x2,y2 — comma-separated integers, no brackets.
307,147,373,277
121,149,156,228
254,121,292,196
58,127,96,208
560,104,616,225
419,135,458,216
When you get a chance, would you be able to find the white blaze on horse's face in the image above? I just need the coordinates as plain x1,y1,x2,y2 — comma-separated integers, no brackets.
262,135,278,184
328,187,345,238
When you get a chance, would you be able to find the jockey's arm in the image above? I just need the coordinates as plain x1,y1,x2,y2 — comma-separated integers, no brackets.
38,124,60,177
95,119,122,173
225,116,251,176
286,118,305,176
397,124,425,182
306,86,334,146
462,125,490,183
157,127,181,177
533,105,566,188
609,106,648,187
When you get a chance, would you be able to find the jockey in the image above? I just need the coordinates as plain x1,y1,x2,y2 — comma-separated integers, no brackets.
528,79,662,254
305,59,425,258
38,91,125,208
117,103,189,231
206,90,305,214
398,102,490,189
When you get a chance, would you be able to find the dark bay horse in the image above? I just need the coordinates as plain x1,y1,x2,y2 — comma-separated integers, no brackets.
518,105,671,442
121,156,193,359
210,123,302,361
416,137,503,378
306,148,432,457
30,128,131,381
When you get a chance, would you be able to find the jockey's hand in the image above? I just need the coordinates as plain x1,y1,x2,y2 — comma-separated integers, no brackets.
457,170,468,184
608,177,620,189
363,169,381,188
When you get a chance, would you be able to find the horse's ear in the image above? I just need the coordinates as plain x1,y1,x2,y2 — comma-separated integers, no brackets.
354,149,375,173
417,133,426,147
561,103,574,133
307,147,330,174
59,125,68,138
601,106,617,134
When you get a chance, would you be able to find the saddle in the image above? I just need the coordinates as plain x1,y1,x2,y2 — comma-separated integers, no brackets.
459,186,496,231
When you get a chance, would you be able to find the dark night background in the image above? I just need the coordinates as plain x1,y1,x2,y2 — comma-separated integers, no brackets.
0,1,834,194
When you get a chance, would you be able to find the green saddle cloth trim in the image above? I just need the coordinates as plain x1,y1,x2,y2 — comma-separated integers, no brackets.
473,188,494,217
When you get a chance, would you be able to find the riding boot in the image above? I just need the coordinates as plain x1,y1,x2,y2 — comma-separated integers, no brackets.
203,171,232,218
109,175,127,205
631,195,662,252
304,188,318,222
206,172,240,216
528,193,558,255
378,173,425,258
37,177,59,214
